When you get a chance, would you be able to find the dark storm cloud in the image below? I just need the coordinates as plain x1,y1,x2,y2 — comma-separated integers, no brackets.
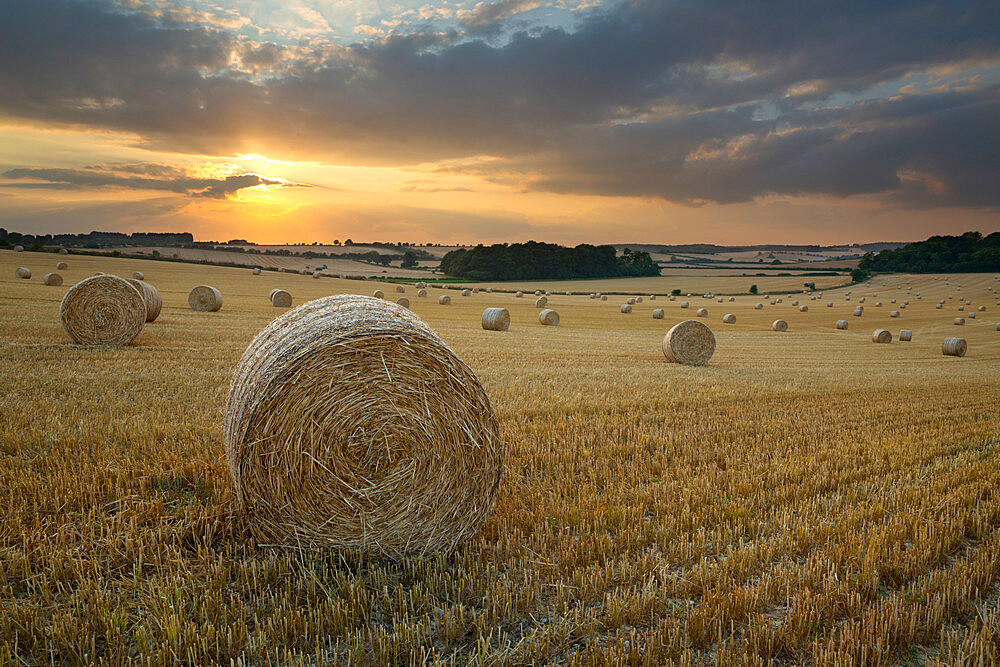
0,0,998,206
1,164,296,198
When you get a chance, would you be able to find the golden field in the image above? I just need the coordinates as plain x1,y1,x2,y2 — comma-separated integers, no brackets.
2,249,1000,665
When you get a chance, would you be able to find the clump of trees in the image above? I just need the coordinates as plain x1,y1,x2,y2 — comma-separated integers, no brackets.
858,231,1000,274
438,241,661,281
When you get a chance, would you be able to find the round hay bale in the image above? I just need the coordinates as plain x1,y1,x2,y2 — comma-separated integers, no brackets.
188,285,222,312
969,312,977,319
770,299,776,305
652,309,664,319
979,305,986,311
958,305,964,311
127,279,162,321
620,304,632,313
723,313,736,324
15,267,31,279
417,289,427,297
875,302,883,307
827,301,833,307
899,329,912,341
58,248,68,255
373,289,385,299
650,295,656,301
729,296,735,302
515,291,523,298
792,300,799,307
754,303,763,310
680,301,689,308
224,295,502,556
891,298,896,304
601,295,607,301
661,320,716,366
538,309,559,326
253,267,261,275
534,290,542,296
278,267,285,273
942,337,967,357
313,271,321,279
60,275,145,345
669,295,676,301
853,307,864,316
396,297,410,308
799,305,808,312
996,322,1000,331
13,245,23,252
298,269,306,275
56,261,68,270
936,304,943,309
954,317,965,325
890,310,900,318
872,329,892,344
43,272,63,286
475,288,482,294
772,319,788,332
271,289,292,308
535,296,548,308
133,271,144,280
438,295,451,305
777,298,784,304
485,288,492,293
462,289,471,297
626,297,636,305
836,320,849,330
859,297,866,303
696,308,708,317
396,285,405,293
636,296,643,303
481,307,510,331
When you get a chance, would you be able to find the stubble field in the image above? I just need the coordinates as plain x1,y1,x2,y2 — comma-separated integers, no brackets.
2,250,1000,665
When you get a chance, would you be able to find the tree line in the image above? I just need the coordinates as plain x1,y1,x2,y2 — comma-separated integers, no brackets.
857,231,1000,276
439,241,661,281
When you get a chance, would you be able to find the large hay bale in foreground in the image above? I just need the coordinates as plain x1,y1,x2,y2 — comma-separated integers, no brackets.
836,320,849,330
56,261,68,270
899,329,912,341
942,337,967,357
538,309,560,326
723,313,736,324
481,307,510,331
60,275,145,345
43,272,63,286
127,279,162,321
271,289,292,308
620,304,632,313
872,329,892,344
224,295,502,556
188,285,222,312
772,319,788,332
438,295,451,305
652,309,664,319
15,267,30,279
662,320,716,366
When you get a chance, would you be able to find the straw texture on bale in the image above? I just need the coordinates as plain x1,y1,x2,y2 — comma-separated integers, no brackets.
224,295,502,556
872,329,892,344
127,279,162,322
133,271,144,280
696,308,708,317
373,290,385,299
56,261,68,270
481,307,510,331
43,272,63,286
60,275,146,345
662,320,716,366
538,309,560,326
900,329,913,341
438,295,451,305
836,320,849,330
620,304,632,313
723,313,736,323
652,309,664,319
188,285,223,312
15,267,30,279
942,337,967,357
955,317,965,325
772,319,788,332
535,296,547,308
271,289,292,308
253,267,261,275
417,289,427,297
396,297,410,308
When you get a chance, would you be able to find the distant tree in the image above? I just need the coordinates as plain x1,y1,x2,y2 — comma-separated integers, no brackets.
671,288,682,296
851,268,870,282
400,251,418,268
749,284,758,294
344,239,354,246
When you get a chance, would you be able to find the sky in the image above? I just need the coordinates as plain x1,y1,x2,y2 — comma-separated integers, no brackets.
0,0,998,245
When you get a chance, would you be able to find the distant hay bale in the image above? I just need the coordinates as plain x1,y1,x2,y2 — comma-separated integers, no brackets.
723,313,736,324
373,290,385,299
958,305,964,311
652,309,664,319
56,261,68,270
859,297,866,303
476,288,482,294
43,272,63,286
485,288,492,293
515,291,523,298
224,294,502,556
891,298,896,303
836,320,849,330
438,295,451,305
133,271,144,280
979,305,986,311
799,305,808,312
538,309,559,326
462,289,471,297
872,329,892,344
13,245,23,252
827,301,833,307
313,271,321,278
396,297,410,308
298,269,306,275
60,275,145,345
890,310,900,318
649,295,656,300
481,307,510,331
942,337,967,357
777,298,783,303
936,304,943,309
754,303,763,309
627,297,636,305
601,295,607,301
770,299,776,305
271,289,292,308
792,300,799,306
417,289,427,297
535,296,548,308
729,296,735,302
899,329,912,341
772,319,788,332
853,306,864,316
127,279,162,321
669,295,676,301
680,301,689,308
15,267,31,279
620,304,632,313
954,317,965,325
716,297,723,303
636,296,643,303
253,267,261,275
996,322,1000,331
969,312,977,319
661,319,716,366
534,290,542,296
696,308,708,317
278,267,286,273
875,302,883,307
58,248,68,255
188,285,223,312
